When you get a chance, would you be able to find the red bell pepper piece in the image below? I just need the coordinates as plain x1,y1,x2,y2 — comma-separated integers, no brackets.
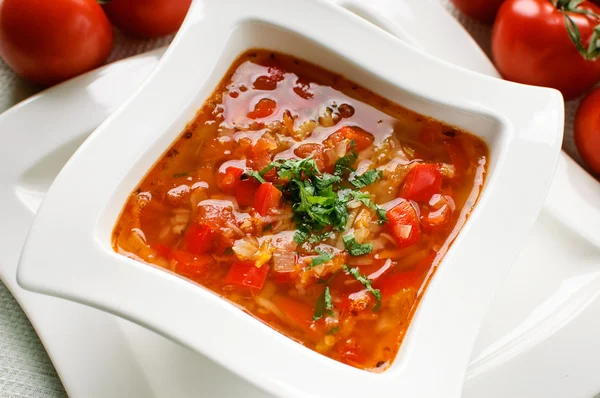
172,251,213,278
235,178,261,208
216,166,244,193
254,182,282,216
224,260,269,290
183,223,214,254
386,201,421,248
399,164,442,202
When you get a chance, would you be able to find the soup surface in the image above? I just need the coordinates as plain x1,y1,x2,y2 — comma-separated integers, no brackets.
113,50,488,371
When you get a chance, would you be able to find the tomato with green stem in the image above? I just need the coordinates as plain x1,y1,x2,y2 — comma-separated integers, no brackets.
492,0,600,100
0,0,113,85
574,86,600,176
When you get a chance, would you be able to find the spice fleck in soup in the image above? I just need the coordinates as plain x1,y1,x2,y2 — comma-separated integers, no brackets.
113,50,488,371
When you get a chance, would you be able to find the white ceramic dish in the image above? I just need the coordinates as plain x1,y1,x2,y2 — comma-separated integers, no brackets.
16,0,563,396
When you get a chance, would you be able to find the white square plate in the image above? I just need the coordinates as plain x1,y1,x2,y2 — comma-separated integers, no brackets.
17,0,563,396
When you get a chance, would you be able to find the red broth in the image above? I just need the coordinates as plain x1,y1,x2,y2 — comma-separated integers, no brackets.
112,50,488,371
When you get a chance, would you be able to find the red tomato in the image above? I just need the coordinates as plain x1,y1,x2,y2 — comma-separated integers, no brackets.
103,0,192,38
325,126,374,152
375,253,435,299
574,86,600,176
150,243,172,259
294,143,328,172
183,223,214,254
421,196,453,232
386,201,421,248
248,98,277,119
0,0,113,86
272,296,315,333
216,167,244,193
235,178,261,207
254,182,282,216
399,164,442,202
172,251,213,278
451,0,505,23
492,0,600,100
224,261,269,290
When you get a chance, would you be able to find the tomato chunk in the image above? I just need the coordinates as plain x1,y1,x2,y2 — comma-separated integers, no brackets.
150,243,172,259
375,253,435,299
172,251,213,278
399,164,442,202
183,223,214,254
224,260,269,290
235,178,261,207
216,166,244,193
325,126,374,152
386,201,421,248
254,182,282,216
248,98,277,119
272,296,315,333
294,143,328,172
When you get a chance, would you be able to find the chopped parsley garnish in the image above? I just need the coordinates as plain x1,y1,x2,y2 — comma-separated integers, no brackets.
256,157,350,234
334,151,358,176
342,265,381,310
313,286,334,321
345,190,388,223
308,231,334,243
173,172,189,178
326,326,340,335
343,234,373,256
262,223,273,232
350,169,382,188
308,249,334,269
224,247,233,255
246,170,265,183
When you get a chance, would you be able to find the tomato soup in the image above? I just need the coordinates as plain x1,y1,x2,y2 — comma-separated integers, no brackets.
112,50,488,371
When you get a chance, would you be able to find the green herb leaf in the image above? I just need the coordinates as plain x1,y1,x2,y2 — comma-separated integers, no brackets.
346,190,388,223
262,223,273,232
294,228,310,244
334,151,358,176
326,326,340,335
246,170,266,183
313,286,334,321
343,234,373,256
224,247,233,255
342,265,382,304
173,172,189,178
350,169,382,188
308,231,334,244
308,249,334,269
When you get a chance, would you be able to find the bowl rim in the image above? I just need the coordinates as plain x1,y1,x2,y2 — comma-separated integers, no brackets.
17,0,564,396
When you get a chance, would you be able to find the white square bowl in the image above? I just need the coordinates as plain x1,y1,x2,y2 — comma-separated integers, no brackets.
17,0,564,396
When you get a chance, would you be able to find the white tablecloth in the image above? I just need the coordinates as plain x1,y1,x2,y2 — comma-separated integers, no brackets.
0,1,587,396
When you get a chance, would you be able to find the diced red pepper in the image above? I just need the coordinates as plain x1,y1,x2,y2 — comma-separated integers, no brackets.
254,182,282,216
216,166,244,193
172,251,213,278
386,201,421,248
235,178,261,207
399,164,442,202
183,223,214,254
325,126,374,152
224,260,269,290
272,296,315,333
150,243,172,259
247,98,277,119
